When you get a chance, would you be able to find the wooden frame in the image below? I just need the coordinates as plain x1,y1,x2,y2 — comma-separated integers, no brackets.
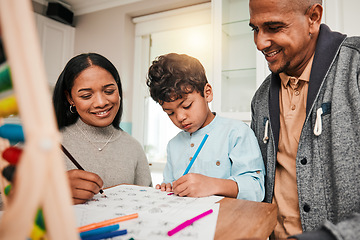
0,0,78,239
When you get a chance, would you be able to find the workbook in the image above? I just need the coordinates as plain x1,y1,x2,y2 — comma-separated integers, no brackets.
74,184,223,240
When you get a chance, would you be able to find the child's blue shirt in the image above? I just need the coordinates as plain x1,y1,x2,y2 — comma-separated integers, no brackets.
163,114,265,201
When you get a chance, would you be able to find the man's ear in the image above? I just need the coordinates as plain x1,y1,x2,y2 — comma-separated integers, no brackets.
65,91,74,106
308,4,323,34
204,83,213,103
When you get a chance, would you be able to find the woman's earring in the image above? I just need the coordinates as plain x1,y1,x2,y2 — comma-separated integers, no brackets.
70,105,76,114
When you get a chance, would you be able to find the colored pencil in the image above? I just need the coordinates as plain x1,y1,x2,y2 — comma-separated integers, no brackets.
81,229,127,240
168,209,213,236
80,224,119,239
78,213,138,232
183,134,209,175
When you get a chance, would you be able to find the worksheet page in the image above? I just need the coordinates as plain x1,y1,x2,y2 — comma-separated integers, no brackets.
74,184,223,240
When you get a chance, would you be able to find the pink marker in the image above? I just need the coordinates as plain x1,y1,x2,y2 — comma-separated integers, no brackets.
167,192,174,195
167,209,213,236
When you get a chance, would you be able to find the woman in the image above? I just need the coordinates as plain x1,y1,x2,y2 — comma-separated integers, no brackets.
53,53,152,204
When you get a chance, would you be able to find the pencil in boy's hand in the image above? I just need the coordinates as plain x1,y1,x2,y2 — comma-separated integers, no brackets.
183,134,209,175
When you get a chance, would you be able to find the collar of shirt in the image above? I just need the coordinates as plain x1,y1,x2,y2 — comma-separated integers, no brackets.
188,113,218,137
279,54,315,89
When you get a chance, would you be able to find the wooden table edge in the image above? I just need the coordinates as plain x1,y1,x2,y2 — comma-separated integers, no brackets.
214,197,277,240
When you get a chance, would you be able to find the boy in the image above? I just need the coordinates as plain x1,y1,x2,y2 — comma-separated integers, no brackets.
146,53,264,201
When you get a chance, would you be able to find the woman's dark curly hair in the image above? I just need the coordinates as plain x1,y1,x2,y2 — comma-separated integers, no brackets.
146,53,208,105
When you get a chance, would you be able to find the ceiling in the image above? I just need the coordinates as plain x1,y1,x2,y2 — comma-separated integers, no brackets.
41,0,145,16
37,0,210,17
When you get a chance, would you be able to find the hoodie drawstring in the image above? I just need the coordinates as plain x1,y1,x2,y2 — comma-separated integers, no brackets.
313,102,332,136
263,118,269,144
314,107,323,136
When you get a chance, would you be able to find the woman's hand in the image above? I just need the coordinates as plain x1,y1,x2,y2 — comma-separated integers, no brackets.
67,169,103,204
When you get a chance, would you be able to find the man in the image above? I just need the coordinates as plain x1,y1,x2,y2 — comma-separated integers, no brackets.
249,0,360,239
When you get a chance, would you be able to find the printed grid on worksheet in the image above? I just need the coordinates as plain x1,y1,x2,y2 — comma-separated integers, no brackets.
74,185,222,240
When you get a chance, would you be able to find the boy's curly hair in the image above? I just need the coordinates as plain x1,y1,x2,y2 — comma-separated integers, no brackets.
146,53,208,105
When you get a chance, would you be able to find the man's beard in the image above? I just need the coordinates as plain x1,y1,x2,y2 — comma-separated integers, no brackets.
268,61,290,75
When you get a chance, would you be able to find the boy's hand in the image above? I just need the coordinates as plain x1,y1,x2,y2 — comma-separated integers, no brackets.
155,183,173,192
67,169,104,204
172,173,214,197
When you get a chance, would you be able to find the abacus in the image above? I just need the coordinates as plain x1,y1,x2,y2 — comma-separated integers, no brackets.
0,0,78,239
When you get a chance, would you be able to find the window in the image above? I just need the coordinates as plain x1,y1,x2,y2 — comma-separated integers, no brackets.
132,4,212,183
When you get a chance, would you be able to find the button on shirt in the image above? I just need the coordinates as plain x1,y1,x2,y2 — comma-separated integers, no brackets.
163,115,265,201
273,54,314,239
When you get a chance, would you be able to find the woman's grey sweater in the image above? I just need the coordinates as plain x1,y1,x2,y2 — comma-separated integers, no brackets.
61,119,152,188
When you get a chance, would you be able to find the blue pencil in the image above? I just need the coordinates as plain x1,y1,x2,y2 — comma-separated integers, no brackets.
80,224,119,239
183,134,209,175
81,229,127,240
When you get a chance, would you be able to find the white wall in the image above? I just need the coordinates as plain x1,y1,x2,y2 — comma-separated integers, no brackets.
341,0,360,36
324,0,360,36
36,0,359,124
73,0,210,124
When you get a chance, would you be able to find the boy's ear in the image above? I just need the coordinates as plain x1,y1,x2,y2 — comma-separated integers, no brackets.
204,83,213,103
